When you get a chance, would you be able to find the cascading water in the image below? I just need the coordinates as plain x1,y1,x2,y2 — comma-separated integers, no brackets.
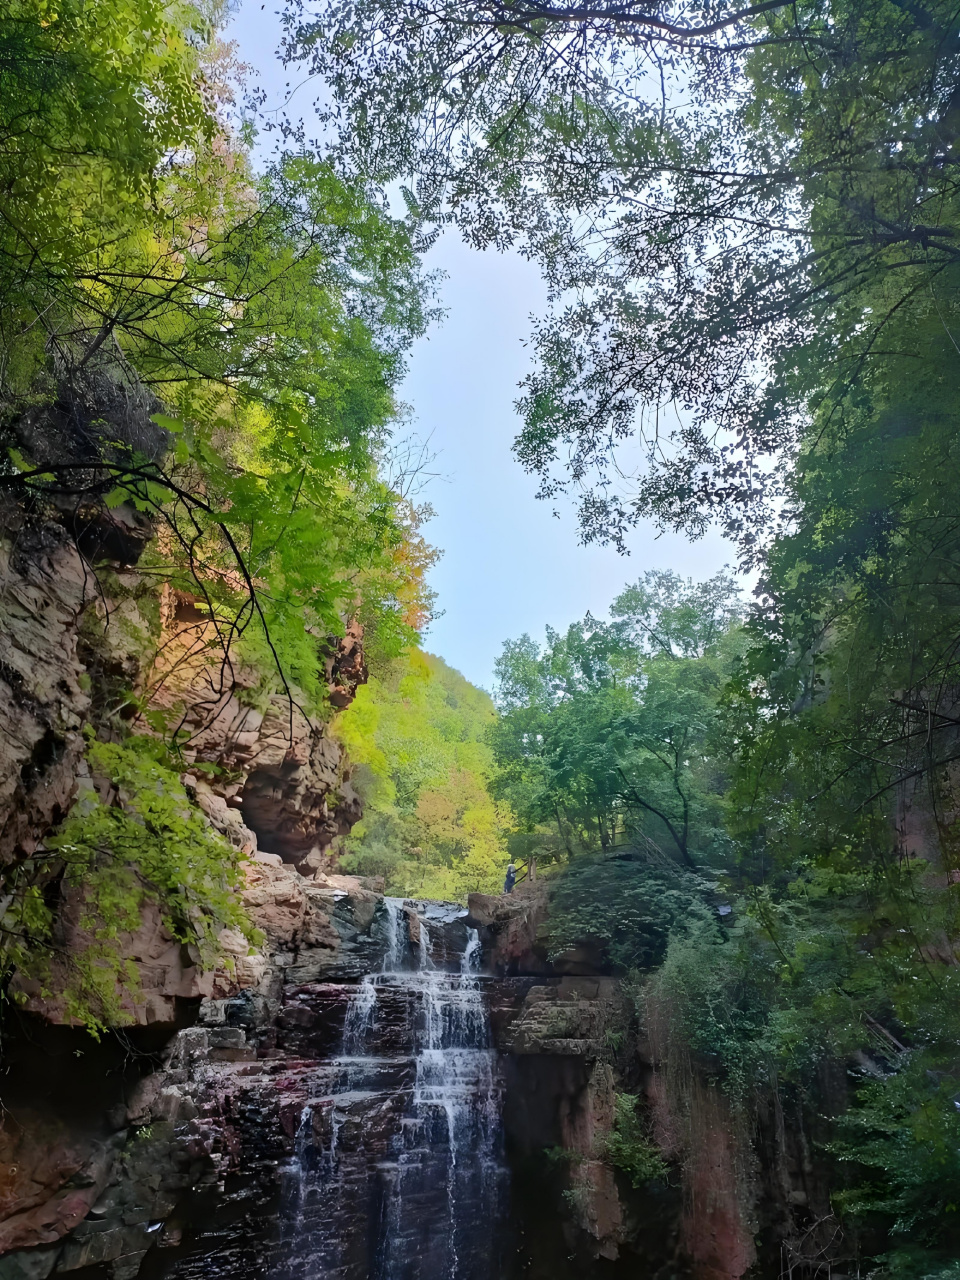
272,899,508,1280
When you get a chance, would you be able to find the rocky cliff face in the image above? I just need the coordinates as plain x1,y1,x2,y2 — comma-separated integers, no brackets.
0,518,95,871
0,862,386,1278
468,886,838,1280
468,886,637,1270
0,498,377,1273
3,879,647,1280
0,502,368,1021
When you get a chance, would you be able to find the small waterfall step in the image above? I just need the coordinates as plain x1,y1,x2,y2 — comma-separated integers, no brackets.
271,899,508,1280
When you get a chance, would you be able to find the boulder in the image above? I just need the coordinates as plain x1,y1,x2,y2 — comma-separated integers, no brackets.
0,1113,117,1254
467,881,551,973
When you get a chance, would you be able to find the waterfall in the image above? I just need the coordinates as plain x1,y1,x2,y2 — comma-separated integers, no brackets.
272,900,508,1280
382,896,408,973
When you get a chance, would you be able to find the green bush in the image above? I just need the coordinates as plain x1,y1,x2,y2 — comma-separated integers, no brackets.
602,1093,669,1188
547,853,716,970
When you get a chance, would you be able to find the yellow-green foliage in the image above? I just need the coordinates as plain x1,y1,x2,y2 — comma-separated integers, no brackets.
335,648,510,899
11,733,256,1035
1,0,438,713
0,0,213,384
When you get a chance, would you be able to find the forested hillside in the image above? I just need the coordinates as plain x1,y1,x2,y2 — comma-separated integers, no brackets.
336,649,508,898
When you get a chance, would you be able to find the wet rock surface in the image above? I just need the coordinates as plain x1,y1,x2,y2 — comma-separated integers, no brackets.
265,905,508,1280
466,885,551,975
0,870,385,1269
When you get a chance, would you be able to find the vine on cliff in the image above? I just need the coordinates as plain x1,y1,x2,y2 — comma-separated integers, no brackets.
601,1094,669,1189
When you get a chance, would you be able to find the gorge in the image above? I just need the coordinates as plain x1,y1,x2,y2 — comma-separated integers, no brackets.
0,505,941,1280
6,0,960,1274
0,508,636,1276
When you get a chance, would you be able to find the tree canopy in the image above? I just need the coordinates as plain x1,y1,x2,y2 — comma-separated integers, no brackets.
0,0,441,709
0,0,441,1025
283,0,960,550
8,0,960,1267
492,570,742,866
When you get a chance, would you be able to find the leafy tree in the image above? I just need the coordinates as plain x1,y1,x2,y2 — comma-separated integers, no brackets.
721,287,960,875
602,1093,670,1188
0,0,214,367
690,288,960,1272
0,8,439,711
282,0,960,547
0,0,441,1026
611,570,744,658
492,571,742,865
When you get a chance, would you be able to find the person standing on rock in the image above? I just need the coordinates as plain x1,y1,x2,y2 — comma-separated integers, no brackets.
503,862,516,894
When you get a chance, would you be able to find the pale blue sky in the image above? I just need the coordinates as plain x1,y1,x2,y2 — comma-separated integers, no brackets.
229,2,738,689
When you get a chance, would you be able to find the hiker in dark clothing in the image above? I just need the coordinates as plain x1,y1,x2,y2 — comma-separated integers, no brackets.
503,862,517,894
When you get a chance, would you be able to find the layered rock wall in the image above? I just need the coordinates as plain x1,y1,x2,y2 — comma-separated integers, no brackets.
0,502,369,1019
0,499,376,1273
467,885,820,1280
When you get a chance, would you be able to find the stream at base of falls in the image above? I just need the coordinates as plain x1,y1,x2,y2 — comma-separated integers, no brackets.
270,899,509,1280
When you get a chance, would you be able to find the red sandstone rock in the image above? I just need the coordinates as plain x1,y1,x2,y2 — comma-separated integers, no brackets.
323,619,368,709
9,892,220,1027
138,595,364,862
0,1111,115,1253
0,521,370,1032
559,1061,625,1259
467,882,550,972
644,997,758,1280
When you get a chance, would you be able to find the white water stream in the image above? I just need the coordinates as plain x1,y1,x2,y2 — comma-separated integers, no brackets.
274,899,507,1280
